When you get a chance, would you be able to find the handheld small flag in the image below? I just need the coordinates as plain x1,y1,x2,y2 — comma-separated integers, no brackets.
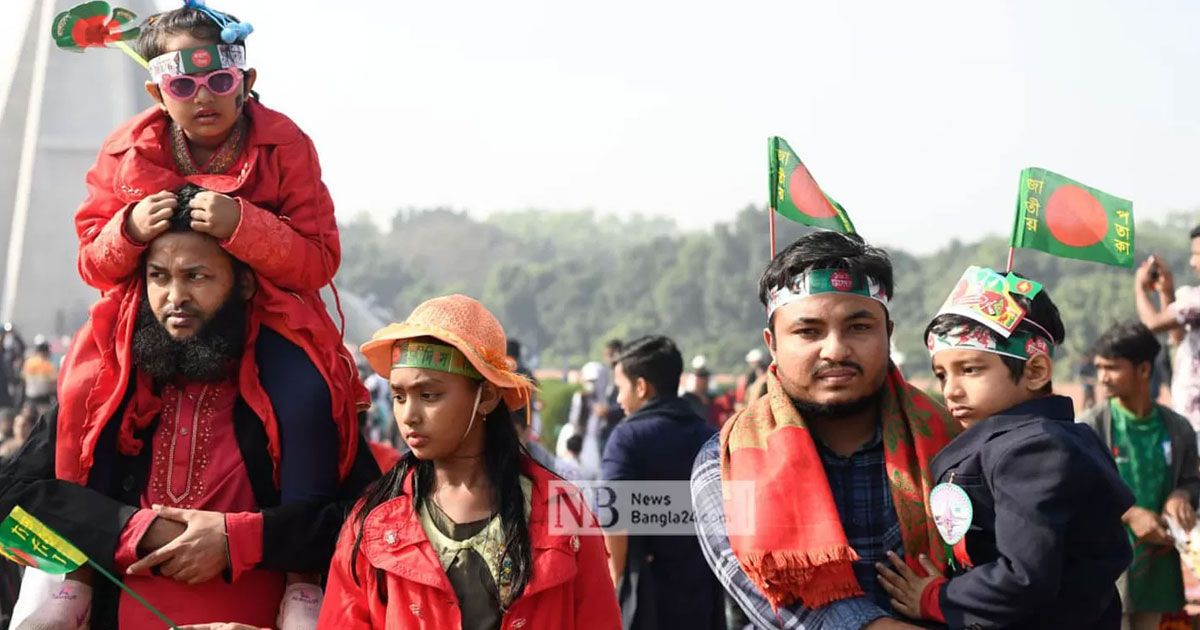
0,506,179,628
768,137,856,235
52,2,148,68
1009,167,1133,268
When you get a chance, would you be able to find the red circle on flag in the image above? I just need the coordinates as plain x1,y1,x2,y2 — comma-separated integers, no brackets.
830,270,853,291
788,165,837,218
191,48,213,68
1045,185,1108,248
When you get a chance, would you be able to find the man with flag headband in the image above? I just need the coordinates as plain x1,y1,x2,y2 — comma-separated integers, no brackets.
876,266,1133,629
0,186,381,626
690,230,960,629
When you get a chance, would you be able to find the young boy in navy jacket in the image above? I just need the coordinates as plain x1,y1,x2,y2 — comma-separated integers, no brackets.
877,266,1133,629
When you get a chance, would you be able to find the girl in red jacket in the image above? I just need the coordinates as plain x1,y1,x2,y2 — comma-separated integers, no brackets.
317,295,621,629
41,2,365,628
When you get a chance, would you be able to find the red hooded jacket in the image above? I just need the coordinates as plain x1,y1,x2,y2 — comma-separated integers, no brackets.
317,457,621,629
59,99,366,486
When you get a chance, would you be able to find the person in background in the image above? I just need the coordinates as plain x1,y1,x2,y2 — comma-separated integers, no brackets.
735,348,769,410
1136,248,1200,433
568,361,607,475
1081,321,1200,630
21,337,57,408
603,335,724,629
0,405,35,461
559,434,592,482
682,365,718,427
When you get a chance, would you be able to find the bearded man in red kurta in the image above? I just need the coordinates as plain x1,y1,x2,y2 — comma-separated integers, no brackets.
0,222,381,627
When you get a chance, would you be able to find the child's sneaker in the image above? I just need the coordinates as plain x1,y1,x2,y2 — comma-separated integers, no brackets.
18,579,91,630
276,582,322,630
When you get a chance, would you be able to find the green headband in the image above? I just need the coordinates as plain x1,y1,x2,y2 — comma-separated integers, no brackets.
766,268,889,317
391,341,482,380
926,325,1055,361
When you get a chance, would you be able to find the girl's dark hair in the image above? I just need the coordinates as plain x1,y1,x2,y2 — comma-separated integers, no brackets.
135,7,246,60
924,270,1066,391
348,396,535,608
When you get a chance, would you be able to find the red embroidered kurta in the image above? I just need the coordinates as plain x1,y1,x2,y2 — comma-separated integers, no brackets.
115,380,282,627
58,100,365,487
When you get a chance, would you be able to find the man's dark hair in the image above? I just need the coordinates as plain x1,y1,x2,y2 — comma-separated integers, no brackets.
565,434,583,456
1092,321,1161,370
1190,224,1200,241
171,185,204,232
924,269,1066,392
135,7,246,61
758,231,894,330
616,335,683,399
605,339,624,353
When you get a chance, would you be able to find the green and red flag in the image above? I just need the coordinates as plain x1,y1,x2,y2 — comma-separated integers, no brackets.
0,506,179,628
768,136,856,234
0,506,87,573
51,2,148,68
1010,167,1133,268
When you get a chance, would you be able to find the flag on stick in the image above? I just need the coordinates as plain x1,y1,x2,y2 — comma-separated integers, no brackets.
0,506,179,628
1009,167,1133,268
768,137,856,234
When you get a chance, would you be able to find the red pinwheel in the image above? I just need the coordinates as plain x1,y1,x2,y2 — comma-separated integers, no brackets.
52,1,140,52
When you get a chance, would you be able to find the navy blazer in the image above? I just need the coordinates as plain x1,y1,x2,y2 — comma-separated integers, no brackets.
930,395,1133,630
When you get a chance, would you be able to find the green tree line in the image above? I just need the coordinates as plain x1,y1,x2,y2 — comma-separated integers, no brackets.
336,206,1200,377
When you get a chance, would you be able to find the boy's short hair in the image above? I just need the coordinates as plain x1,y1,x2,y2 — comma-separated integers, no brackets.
924,269,1066,391
136,7,246,61
1190,224,1200,240
757,231,894,330
565,434,583,455
616,335,684,399
1091,321,1161,369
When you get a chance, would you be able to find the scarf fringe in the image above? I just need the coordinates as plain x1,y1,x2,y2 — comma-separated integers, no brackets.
740,547,864,609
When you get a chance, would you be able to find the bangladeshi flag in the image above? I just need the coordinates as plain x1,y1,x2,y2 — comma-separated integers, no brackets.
1010,167,1134,268
0,506,179,627
768,137,856,234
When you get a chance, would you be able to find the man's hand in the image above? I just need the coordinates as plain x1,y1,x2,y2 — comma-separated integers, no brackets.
1164,490,1197,531
125,191,177,244
189,191,242,240
1125,506,1174,546
136,515,186,557
875,552,942,621
127,506,228,584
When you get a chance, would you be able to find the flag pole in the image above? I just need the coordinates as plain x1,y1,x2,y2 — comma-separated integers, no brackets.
769,207,777,258
87,559,179,629
1005,247,1015,273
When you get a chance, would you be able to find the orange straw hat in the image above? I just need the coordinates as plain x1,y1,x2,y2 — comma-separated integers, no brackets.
360,294,535,411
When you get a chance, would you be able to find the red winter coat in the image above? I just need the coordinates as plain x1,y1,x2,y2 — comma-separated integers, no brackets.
59,100,366,486
317,457,622,629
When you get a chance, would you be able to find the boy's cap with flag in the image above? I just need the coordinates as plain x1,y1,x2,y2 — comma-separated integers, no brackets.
1010,167,1134,268
928,266,1057,361
768,136,856,234
360,295,535,412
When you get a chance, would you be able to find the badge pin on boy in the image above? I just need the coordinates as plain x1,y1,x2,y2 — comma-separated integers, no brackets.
930,482,974,545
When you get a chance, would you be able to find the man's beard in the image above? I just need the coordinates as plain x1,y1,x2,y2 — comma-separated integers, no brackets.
131,291,248,383
792,386,884,421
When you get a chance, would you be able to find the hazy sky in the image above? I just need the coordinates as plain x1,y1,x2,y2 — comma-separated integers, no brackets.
5,0,1200,254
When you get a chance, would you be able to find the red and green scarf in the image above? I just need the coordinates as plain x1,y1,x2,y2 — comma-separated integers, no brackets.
720,366,959,610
